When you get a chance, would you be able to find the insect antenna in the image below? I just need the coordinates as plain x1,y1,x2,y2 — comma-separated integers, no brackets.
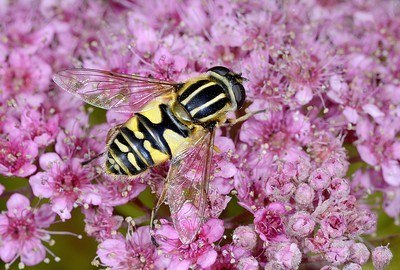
81,152,105,166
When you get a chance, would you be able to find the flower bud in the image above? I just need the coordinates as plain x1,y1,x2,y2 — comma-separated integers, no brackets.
321,212,346,238
232,226,257,251
325,240,350,265
309,168,331,190
343,263,362,270
349,243,370,265
329,178,350,198
294,183,314,205
264,261,285,270
372,246,393,270
287,211,315,237
275,243,302,269
237,256,259,270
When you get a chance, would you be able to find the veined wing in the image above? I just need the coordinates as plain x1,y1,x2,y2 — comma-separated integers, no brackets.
53,68,178,113
166,128,215,244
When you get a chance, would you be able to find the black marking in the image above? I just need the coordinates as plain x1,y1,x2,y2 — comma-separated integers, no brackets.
193,97,229,119
120,127,155,166
109,139,146,175
179,81,229,123
183,83,224,112
106,104,191,176
178,80,210,101
136,105,191,157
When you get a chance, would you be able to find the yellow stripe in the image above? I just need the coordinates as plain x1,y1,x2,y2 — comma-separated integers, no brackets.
120,131,149,166
190,93,226,116
181,81,217,106
114,139,129,153
108,148,131,175
127,152,141,171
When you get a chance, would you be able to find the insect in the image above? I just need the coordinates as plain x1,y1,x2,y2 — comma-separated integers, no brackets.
53,66,253,244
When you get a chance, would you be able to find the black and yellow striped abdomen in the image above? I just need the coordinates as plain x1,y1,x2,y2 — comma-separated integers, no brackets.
106,101,192,176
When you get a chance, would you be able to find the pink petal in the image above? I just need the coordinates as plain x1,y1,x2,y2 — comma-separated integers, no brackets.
197,249,217,268
168,258,191,270
39,152,62,170
357,145,378,166
20,239,46,266
201,219,224,243
362,104,385,119
35,204,56,228
7,193,30,214
343,107,359,123
0,184,4,196
382,160,400,186
17,163,37,178
29,172,54,198
214,136,235,152
0,215,9,234
295,86,313,105
0,239,19,263
97,238,127,267
52,197,72,220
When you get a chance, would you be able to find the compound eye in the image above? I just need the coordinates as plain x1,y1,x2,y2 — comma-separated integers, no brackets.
232,83,246,109
208,66,230,76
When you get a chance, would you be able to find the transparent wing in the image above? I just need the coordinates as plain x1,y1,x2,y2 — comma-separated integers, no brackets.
53,68,177,113
166,128,215,244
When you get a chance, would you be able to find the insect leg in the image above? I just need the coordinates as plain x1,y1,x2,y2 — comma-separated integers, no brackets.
224,108,267,126
150,181,169,246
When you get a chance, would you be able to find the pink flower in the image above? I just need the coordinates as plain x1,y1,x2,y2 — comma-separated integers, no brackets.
155,219,224,269
97,225,157,269
321,212,347,238
0,51,51,99
254,203,288,243
0,134,38,177
83,206,123,241
29,153,98,220
0,194,56,267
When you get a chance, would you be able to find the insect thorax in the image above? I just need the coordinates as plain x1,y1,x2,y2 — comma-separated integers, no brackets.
177,77,232,125
106,100,193,176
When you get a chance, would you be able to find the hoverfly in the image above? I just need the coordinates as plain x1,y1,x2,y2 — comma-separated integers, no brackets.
53,66,250,244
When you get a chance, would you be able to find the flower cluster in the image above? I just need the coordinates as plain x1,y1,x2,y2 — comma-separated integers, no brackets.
1,0,398,269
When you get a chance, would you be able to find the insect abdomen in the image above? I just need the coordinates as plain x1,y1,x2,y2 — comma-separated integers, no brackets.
178,79,230,123
106,102,191,176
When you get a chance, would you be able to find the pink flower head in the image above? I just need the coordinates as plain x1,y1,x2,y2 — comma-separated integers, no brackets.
0,50,51,99
29,152,97,220
254,202,289,243
83,206,124,242
155,218,224,269
97,225,156,270
0,134,38,178
0,194,56,267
